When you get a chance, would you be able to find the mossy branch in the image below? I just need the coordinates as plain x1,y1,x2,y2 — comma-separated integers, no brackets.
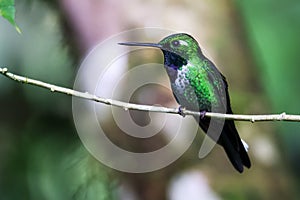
1,67,300,122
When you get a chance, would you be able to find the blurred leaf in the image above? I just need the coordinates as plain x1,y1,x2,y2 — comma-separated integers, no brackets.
237,0,300,188
0,0,21,33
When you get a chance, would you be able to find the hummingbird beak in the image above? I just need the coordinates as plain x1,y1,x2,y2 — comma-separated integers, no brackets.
118,42,162,49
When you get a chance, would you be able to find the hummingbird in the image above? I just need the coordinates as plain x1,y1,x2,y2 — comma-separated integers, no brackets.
119,33,251,173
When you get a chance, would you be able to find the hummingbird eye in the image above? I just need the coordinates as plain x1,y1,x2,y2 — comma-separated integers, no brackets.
171,40,180,47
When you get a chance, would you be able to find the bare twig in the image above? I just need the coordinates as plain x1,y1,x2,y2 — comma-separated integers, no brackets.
1,67,300,122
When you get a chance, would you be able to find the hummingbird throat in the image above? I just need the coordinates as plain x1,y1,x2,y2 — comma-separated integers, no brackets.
162,50,187,70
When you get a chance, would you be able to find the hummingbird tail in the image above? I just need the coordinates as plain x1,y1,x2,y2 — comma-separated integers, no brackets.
197,116,251,173
221,121,251,173
221,134,248,173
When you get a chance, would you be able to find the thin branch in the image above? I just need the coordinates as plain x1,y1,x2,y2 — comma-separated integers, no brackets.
1,67,300,122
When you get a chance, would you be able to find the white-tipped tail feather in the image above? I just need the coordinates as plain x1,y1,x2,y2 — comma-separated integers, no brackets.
241,139,249,152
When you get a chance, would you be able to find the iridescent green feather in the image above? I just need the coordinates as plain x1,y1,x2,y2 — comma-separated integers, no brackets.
185,61,217,108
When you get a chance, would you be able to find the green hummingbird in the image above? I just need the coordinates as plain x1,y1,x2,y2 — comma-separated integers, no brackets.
119,33,251,173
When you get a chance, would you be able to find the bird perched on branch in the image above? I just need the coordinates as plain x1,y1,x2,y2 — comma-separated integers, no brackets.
119,33,251,173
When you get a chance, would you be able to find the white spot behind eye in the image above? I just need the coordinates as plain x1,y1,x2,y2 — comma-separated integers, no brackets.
179,40,188,46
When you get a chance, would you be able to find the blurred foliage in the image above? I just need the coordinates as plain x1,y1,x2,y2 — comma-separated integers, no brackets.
0,0,20,33
237,0,300,181
0,1,117,199
0,115,117,200
1,0,300,199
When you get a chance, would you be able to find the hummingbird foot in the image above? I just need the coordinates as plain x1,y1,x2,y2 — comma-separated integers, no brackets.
177,105,186,117
200,110,207,119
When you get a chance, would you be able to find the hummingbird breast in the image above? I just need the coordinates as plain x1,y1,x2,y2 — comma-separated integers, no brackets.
166,63,217,112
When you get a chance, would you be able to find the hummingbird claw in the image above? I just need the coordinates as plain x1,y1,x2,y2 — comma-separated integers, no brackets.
178,105,186,117
200,110,207,119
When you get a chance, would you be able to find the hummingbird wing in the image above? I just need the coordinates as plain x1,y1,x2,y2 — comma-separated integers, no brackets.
200,59,251,172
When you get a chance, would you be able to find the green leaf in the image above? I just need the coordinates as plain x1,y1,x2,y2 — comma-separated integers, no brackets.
0,0,21,33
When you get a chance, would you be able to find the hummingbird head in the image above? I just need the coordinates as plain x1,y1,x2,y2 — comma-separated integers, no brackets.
158,33,200,59
158,33,201,70
119,33,201,70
